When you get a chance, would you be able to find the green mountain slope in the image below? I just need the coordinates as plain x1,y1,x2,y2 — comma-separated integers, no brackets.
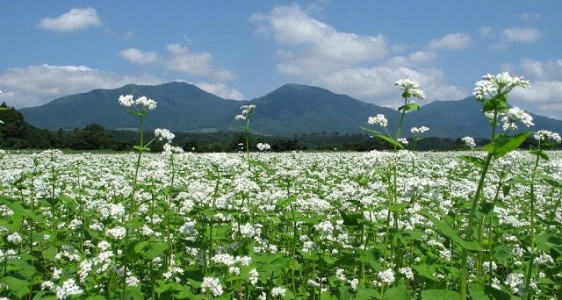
19,82,562,138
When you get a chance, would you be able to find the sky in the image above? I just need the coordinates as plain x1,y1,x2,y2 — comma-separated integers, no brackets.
1,0,561,120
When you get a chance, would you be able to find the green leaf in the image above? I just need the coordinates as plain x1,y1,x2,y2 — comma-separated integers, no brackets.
0,107,11,111
504,176,533,186
339,209,363,226
361,127,404,149
540,174,562,189
355,288,381,300
133,145,151,152
469,281,522,299
481,132,531,159
384,285,411,300
421,289,461,300
398,103,420,113
494,244,512,263
458,155,484,167
418,211,480,251
1,276,30,298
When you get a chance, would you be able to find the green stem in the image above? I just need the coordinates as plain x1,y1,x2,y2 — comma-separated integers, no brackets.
525,151,541,297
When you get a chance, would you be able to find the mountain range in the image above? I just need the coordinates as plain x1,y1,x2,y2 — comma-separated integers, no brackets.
18,82,562,138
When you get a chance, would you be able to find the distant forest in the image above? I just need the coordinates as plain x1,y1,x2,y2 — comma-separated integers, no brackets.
1,104,556,152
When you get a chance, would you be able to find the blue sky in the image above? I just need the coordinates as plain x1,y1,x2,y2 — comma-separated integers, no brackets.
1,0,561,120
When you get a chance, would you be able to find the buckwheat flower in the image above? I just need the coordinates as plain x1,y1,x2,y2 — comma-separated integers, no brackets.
271,286,287,297
235,114,246,120
533,253,554,265
106,226,126,240
257,142,271,151
135,96,157,110
97,240,111,251
201,277,223,297
56,278,83,299
118,94,134,107
349,278,359,291
377,268,396,285
7,232,22,244
504,272,525,295
367,114,388,127
41,280,55,291
534,130,561,143
126,276,140,287
473,72,530,100
395,79,425,100
411,126,430,135
249,268,259,285
240,104,256,115
154,128,175,142
399,267,414,280
461,136,476,148
501,106,534,130
398,137,409,145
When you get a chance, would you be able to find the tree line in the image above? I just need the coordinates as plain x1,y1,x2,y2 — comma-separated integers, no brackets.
2,103,554,152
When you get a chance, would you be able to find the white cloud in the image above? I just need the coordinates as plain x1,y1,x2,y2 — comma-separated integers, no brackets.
120,48,159,65
250,4,387,75
38,7,102,32
479,26,494,37
195,82,245,100
502,27,542,43
165,44,235,81
429,33,472,50
315,66,466,108
503,59,562,119
0,64,162,108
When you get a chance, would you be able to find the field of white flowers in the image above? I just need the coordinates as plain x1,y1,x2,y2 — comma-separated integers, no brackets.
1,73,561,299
0,149,560,299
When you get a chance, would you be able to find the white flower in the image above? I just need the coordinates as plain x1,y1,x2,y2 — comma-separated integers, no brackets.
7,232,22,244
118,94,134,107
377,268,395,285
271,286,287,297
501,106,534,130
106,226,126,240
461,136,476,148
257,142,271,151
201,277,223,297
395,79,425,100
534,130,561,143
55,278,83,299
399,267,414,280
411,126,430,135
126,276,140,287
154,128,175,142
473,72,530,100
135,96,157,110
398,137,409,145
249,268,259,285
235,114,246,120
367,114,388,127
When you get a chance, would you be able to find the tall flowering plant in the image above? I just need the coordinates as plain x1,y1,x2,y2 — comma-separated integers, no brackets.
453,72,533,299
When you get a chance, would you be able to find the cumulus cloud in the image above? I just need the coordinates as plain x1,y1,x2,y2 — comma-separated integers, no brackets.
503,59,562,119
316,66,466,108
195,82,245,100
165,44,235,81
120,48,159,65
429,33,472,50
250,4,388,75
38,7,102,32
520,12,541,22
0,64,162,108
502,27,542,43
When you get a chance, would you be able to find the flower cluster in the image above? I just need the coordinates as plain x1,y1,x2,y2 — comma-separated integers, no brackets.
395,79,425,100
201,277,223,297
473,72,530,100
257,142,271,151
461,136,476,148
533,130,561,143
411,126,430,135
235,104,256,120
118,94,157,110
154,128,175,143
367,114,388,128
501,106,534,130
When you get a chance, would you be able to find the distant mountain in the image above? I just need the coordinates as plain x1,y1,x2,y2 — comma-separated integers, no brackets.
19,82,562,138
